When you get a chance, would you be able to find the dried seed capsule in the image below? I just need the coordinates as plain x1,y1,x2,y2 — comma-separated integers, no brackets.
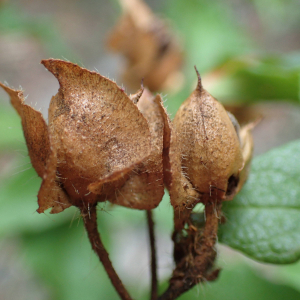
173,67,244,204
0,59,153,213
43,59,152,208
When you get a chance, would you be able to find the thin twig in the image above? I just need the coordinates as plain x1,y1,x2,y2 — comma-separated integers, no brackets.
146,210,158,300
81,204,133,300
158,202,221,300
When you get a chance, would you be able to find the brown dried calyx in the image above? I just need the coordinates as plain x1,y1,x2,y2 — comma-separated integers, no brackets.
167,67,254,229
108,0,183,92
0,59,169,213
104,89,166,210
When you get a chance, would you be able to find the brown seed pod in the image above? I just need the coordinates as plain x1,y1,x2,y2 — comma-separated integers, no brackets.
173,68,244,204
1,59,152,213
43,59,152,208
108,0,183,92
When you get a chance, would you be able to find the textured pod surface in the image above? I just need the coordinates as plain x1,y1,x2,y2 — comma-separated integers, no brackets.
108,91,165,209
43,59,151,206
173,70,244,203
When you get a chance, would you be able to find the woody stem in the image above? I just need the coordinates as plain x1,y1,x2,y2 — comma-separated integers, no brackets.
158,201,221,300
81,204,133,300
146,210,158,300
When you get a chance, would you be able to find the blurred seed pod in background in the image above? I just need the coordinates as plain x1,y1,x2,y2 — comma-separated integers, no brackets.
107,0,184,93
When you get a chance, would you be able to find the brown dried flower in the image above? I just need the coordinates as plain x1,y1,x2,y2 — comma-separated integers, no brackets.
108,0,184,92
0,59,168,213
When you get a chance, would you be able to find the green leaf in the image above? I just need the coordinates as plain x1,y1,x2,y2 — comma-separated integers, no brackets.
208,55,300,103
273,261,300,293
219,140,300,264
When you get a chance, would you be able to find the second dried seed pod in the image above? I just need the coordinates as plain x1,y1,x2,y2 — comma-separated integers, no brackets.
173,68,244,204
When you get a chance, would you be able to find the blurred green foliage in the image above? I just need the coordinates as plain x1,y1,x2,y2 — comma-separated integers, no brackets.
0,3,75,58
178,263,300,300
0,104,24,151
204,55,300,104
165,0,254,73
163,0,300,115
1,0,300,299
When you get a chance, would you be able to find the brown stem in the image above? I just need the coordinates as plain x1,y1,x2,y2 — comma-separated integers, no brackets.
80,204,132,300
146,210,158,300
158,201,221,300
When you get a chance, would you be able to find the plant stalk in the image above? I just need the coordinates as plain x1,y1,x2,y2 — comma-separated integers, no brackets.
146,210,158,300
158,201,221,300
81,204,133,300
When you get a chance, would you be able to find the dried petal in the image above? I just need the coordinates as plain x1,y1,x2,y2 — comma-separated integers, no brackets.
108,0,183,92
42,59,151,206
0,82,71,214
37,137,71,214
108,90,165,209
0,82,50,178
173,68,244,204
156,93,201,230
226,121,256,200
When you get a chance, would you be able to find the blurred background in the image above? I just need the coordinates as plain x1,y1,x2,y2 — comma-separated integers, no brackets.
0,0,300,299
